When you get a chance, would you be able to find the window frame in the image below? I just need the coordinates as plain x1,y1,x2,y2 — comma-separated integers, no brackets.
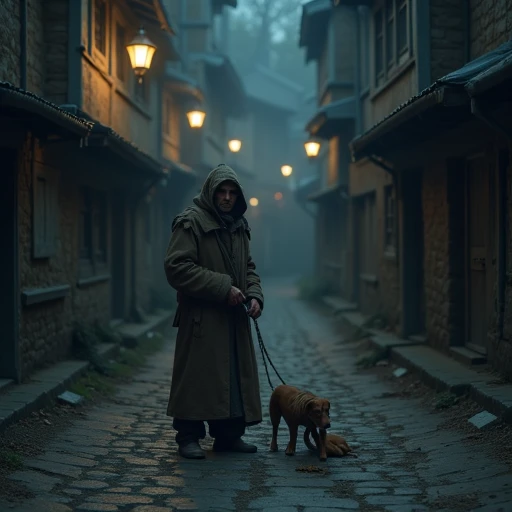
372,0,413,90
92,0,110,70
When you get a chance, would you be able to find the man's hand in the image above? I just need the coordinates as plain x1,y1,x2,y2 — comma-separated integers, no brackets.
247,298,261,319
227,286,246,306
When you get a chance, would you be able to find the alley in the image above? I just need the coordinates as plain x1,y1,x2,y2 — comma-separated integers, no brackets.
1,280,511,512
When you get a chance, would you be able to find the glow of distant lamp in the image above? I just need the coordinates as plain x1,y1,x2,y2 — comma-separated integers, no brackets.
228,139,242,153
186,109,206,128
304,140,321,158
281,165,293,177
249,197,259,207
274,192,283,201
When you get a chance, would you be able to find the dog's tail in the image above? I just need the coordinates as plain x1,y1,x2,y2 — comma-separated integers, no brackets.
303,428,318,453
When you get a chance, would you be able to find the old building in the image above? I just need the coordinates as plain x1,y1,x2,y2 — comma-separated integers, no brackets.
299,0,358,297
302,0,512,378
0,0,228,384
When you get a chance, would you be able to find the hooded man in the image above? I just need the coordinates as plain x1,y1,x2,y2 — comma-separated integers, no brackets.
164,164,264,459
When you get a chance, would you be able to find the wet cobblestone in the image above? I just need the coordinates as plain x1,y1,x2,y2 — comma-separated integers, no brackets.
1,279,511,511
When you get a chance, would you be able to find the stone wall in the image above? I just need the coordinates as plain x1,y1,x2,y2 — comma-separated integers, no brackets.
27,0,45,95
19,135,110,380
470,0,512,59
430,0,467,81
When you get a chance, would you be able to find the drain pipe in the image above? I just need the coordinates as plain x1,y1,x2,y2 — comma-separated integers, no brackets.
19,0,27,89
471,97,510,342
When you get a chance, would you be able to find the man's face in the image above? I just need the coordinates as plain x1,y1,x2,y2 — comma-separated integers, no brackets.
215,181,239,213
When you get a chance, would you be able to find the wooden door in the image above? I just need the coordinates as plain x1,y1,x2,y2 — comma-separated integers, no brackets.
466,155,489,354
0,149,19,380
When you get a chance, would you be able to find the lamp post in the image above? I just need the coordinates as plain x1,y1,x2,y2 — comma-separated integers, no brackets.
228,139,242,153
280,164,293,177
304,139,321,158
186,109,206,129
126,27,157,84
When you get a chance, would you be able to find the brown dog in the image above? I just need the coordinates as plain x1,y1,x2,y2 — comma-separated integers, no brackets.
269,384,331,461
303,428,358,458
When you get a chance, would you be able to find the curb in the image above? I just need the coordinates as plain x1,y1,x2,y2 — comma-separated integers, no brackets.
323,298,512,423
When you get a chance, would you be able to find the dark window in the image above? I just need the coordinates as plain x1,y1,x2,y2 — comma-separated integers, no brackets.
94,0,107,55
163,96,171,135
80,188,107,265
384,185,396,251
386,0,395,69
374,10,384,82
116,23,127,81
397,0,408,57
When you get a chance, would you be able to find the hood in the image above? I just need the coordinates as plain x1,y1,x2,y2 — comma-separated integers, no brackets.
193,164,248,220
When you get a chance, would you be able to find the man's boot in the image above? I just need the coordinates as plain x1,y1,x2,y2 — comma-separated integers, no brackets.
178,440,205,459
213,437,257,453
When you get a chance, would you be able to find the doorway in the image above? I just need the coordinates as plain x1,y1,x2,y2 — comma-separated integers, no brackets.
465,155,490,355
0,149,19,381
110,193,126,321
400,171,425,338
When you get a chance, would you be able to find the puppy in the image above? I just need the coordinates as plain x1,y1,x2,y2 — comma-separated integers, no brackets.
303,428,358,458
269,384,331,461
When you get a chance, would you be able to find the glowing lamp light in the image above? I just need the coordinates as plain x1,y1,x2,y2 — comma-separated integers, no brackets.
186,109,206,129
126,27,157,83
249,197,259,207
281,164,293,177
274,192,283,201
228,139,242,153
304,140,321,158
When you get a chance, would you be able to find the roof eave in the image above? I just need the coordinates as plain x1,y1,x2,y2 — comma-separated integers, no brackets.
466,55,512,97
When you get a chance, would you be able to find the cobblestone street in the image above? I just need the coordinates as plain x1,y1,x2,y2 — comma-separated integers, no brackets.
1,280,512,512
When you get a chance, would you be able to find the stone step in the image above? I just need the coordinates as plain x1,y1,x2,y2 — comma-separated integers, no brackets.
323,295,358,314
450,346,487,366
409,333,427,344
0,378,14,394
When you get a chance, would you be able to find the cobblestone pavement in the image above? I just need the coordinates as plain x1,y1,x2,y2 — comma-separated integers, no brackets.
1,279,512,512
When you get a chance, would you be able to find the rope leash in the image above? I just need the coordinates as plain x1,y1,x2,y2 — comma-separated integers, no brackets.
244,302,286,390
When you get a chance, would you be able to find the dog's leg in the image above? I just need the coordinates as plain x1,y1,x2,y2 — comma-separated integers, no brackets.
318,428,327,461
285,423,298,456
269,396,281,452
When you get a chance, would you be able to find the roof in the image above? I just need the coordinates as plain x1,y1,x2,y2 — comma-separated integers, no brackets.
299,0,331,63
190,52,247,118
350,39,512,160
305,96,356,139
127,0,176,34
243,65,303,113
165,65,204,102
0,82,92,137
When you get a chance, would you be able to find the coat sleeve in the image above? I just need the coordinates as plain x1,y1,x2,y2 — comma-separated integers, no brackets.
164,221,232,302
246,252,264,310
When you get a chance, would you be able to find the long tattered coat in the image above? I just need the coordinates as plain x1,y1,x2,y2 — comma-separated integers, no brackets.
164,165,264,426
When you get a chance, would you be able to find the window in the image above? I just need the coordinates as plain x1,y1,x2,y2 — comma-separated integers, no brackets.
374,9,384,84
385,0,395,70
373,0,412,86
33,169,59,259
79,188,108,271
163,95,172,136
116,23,128,81
384,185,397,253
94,0,107,56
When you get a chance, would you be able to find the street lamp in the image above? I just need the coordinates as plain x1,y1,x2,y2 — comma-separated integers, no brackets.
228,139,242,153
249,197,259,207
126,27,157,84
186,109,206,129
304,140,321,158
281,164,293,177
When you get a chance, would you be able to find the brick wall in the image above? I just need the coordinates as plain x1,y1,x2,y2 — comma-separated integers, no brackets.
422,161,450,351
19,135,110,379
0,0,21,85
430,0,467,81
470,0,512,59
43,0,69,104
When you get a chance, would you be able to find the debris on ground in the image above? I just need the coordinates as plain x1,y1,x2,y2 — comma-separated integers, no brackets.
393,367,408,378
468,410,499,430
57,390,84,406
295,465,329,474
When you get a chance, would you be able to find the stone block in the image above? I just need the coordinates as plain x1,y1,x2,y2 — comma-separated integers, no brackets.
393,368,408,378
468,411,498,430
